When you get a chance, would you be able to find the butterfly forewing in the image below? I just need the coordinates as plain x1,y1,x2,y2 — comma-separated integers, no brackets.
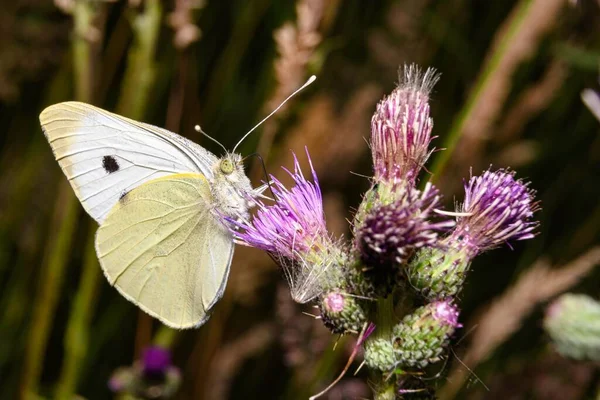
95,173,233,329
40,102,217,223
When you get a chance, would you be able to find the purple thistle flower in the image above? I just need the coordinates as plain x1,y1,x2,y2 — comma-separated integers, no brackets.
432,300,461,328
319,290,368,334
371,64,439,185
230,148,326,259
142,346,172,378
452,168,539,256
356,183,453,266
323,292,345,313
109,346,181,397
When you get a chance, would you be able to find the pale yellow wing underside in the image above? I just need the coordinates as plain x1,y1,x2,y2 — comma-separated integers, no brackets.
95,173,234,329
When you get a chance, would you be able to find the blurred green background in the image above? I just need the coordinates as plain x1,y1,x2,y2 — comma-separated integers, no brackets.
0,0,599,399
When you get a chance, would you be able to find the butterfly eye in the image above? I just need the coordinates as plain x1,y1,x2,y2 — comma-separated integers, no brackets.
220,159,235,175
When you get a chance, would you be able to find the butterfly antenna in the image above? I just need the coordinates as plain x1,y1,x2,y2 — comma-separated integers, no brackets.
232,75,317,153
244,152,276,199
195,125,228,154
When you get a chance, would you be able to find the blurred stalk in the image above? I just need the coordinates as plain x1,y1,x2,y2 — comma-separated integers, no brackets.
21,1,99,397
428,0,534,180
80,298,133,382
0,140,45,284
54,1,107,397
116,0,162,120
302,336,349,400
153,325,179,349
203,0,270,121
21,186,79,399
0,53,71,397
72,0,97,102
113,0,164,359
55,226,101,400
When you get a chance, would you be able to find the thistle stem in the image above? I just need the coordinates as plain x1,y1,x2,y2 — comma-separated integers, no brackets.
369,296,397,399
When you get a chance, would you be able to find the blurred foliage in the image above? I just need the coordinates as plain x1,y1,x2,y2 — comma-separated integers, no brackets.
0,0,599,399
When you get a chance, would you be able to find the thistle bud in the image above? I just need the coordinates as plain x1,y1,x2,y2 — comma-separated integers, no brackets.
354,183,452,296
393,301,460,368
356,183,451,267
230,149,339,304
407,169,539,299
371,64,439,185
451,168,539,257
544,294,600,361
319,290,368,334
363,337,396,372
142,347,173,379
406,247,470,300
230,149,327,260
109,346,181,399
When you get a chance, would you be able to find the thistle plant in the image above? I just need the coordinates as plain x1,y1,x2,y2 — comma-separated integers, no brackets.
231,64,540,398
109,346,181,399
544,294,600,362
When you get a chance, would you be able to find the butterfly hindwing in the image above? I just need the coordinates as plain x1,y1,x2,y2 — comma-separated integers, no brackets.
40,101,217,223
95,173,233,329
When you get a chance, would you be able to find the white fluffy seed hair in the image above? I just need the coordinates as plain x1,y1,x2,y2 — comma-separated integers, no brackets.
397,64,441,98
275,235,341,304
276,254,328,304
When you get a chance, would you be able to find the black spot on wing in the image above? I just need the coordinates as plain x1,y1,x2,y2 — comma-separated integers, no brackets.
102,155,119,173
119,190,128,203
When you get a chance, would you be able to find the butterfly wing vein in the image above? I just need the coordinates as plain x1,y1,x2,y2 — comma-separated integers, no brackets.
40,101,217,223
95,173,233,329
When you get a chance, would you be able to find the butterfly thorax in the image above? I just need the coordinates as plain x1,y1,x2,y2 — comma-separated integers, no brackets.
209,153,255,221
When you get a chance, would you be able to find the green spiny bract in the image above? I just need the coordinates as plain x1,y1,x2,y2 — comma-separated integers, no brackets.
353,182,451,298
406,246,470,300
392,301,460,368
363,337,396,371
318,290,368,334
544,293,600,361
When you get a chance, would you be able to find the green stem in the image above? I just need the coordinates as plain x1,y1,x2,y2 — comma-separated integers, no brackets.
55,225,102,400
369,296,397,399
153,326,179,349
373,383,396,400
116,0,162,120
202,0,270,122
72,0,95,103
428,0,534,180
21,1,98,396
21,186,79,399
375,296,395,336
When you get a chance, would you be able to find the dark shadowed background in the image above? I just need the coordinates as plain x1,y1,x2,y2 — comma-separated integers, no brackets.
0,0,599,399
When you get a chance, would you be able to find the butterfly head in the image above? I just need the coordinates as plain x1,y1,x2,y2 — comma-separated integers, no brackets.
211,153,255,220
219,157,235,175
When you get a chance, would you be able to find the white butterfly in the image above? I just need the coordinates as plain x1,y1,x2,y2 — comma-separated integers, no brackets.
39,76,315,329
40,102,257,328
